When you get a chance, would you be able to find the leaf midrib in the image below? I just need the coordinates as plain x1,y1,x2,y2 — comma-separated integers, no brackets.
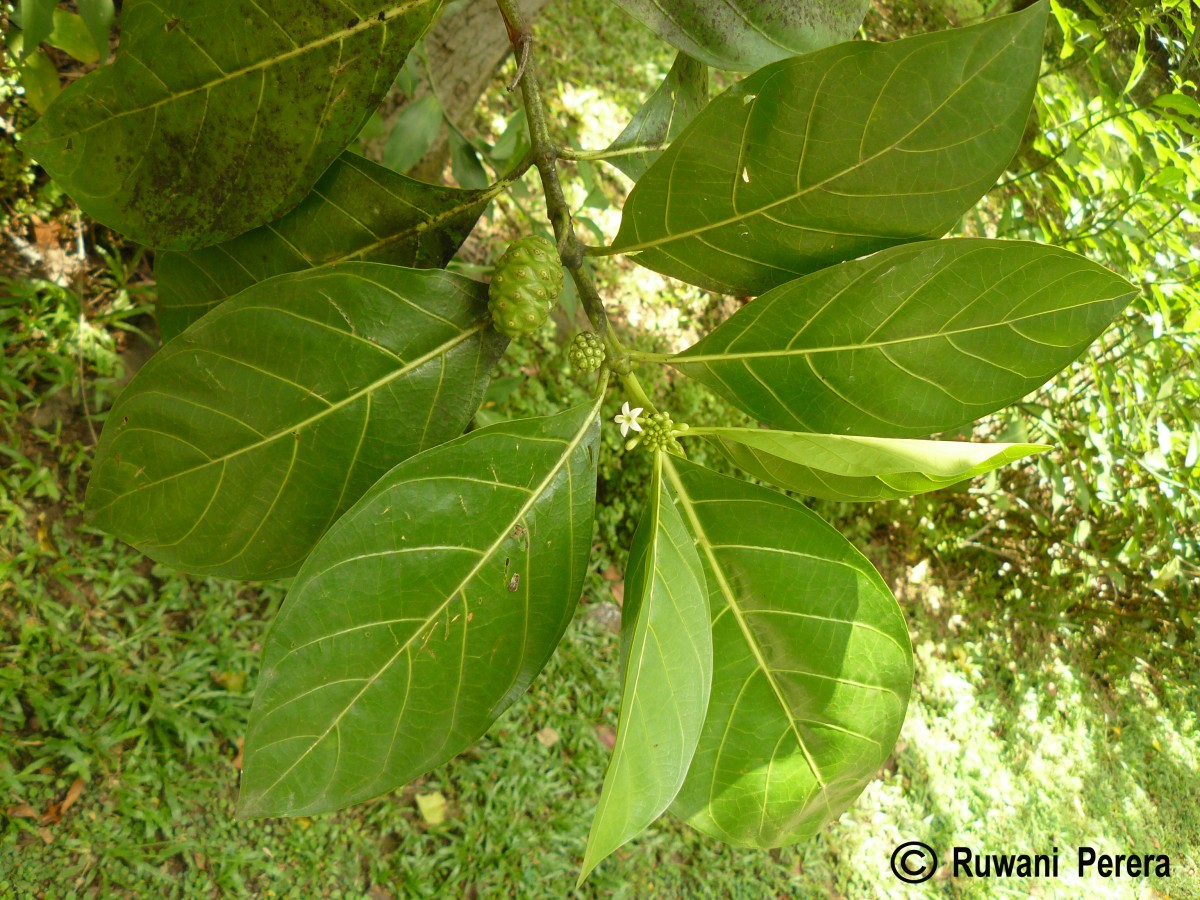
34,0,434,143
675,292,1127,364
93,320,487,514
247,397,601,810
663,457,833,819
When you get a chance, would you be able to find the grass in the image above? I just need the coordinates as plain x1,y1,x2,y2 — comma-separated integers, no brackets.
4,0,1200,896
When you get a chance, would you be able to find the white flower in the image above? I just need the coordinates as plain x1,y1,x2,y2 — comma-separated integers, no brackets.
613,401,643,437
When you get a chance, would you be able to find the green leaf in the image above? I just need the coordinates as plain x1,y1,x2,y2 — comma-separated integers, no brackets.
606,52,707,182
609,0,868,71
581,451,711,880
449,127,490,189
663,457,912,847
672,239,1137,438
17,0,56,59
17,47,61,114
46,10,101,64
76,0,114,64
382,93,444,174
607,2,1049,295
700,428,1049,501
84,263,506,580
154,152,498,341
238,401,601,817
24,0,443,250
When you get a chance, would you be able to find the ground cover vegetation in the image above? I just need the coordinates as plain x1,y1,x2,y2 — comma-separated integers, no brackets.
1,0,1197,896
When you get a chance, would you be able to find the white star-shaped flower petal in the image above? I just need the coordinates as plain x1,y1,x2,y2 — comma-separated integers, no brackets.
614,401,643,437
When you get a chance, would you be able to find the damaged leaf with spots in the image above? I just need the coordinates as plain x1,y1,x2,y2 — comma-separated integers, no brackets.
24,0,443,249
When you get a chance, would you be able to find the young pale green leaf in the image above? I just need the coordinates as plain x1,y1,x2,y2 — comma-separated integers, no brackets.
238,401,601,817
154,153,498,341
605,52,707,182
609,0,868,71
701,428,1049,501
85,263,506,580
581,451,711,881
607,2,1049,295
24,0,442,250
663,457,912,847
673,239,1137,438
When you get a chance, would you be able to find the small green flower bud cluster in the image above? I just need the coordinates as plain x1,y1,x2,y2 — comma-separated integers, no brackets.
639,411,688,454
568,332,606,372
488,235,564,338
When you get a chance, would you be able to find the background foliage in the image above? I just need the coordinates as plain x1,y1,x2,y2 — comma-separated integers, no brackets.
2,0,1197,896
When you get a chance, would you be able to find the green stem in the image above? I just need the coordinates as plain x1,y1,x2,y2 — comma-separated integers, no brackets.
494,0,659,415
558,143,669,162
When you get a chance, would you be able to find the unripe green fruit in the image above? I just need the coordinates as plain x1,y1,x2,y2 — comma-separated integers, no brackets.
488,235,564,338
568,332,606,372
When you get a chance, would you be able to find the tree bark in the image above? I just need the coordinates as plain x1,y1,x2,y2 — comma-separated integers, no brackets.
406,0,553,183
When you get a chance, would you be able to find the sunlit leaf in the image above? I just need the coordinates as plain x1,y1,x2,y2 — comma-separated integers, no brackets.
664,457,912,847
581,451,711,879
25,0,442,249
238,401,601,816
672,239,1137,438
154,153,498,341
85,263,505,580
607,2,1049,295
610,0,868,70
700,428,1049,501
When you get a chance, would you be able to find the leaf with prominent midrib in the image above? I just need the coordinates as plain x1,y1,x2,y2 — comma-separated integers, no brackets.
610,0,868,71
606,2,1049,296
701,428,1049,501
581,451,711,880
24,0,442,249
84,263,506,580
155,152,499,341
238,401,601,817
605,52,708,182
672,239,1137,438
663,457,912,848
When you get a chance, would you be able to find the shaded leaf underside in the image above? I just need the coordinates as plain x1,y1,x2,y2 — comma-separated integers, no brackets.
239,403,601,817
85,263,505,580
155,152,498,340
674,239,1137,438
665,458,912,848
609,2,1049,295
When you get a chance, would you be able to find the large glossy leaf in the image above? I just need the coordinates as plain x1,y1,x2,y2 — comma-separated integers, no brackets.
663,457,912,847
238,401,601,817
699,428,1048,501
155,153,498,341
606,53,708,182
84,263,505,580
581,451,711,879
24,0,442,249
606,2,1049,295
672,239,1137,438
610,0,868,71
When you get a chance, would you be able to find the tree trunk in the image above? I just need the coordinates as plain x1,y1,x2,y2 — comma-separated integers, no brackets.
407,0,553,183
